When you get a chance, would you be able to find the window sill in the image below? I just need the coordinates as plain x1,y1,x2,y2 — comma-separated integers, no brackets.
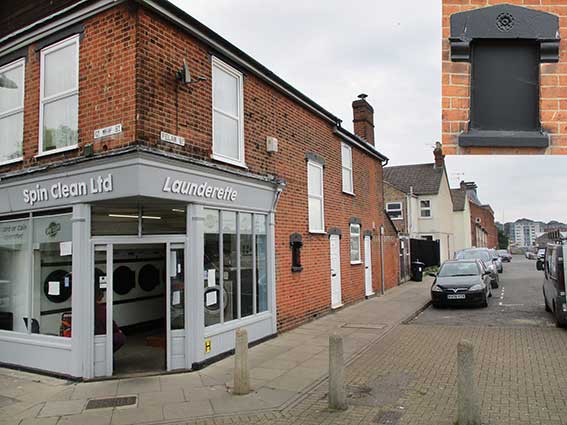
458,130,549,148
351,260,362,265
419,216,433,220
390,217,403,221
35,144,79,158
342,190,355,197
0,157,23,166
211,153,248,169
309,230,327,235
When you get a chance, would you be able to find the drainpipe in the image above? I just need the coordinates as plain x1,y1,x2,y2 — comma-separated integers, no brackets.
380,225,385,295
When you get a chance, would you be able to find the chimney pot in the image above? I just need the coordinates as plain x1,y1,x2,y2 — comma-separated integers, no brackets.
433,141,445,168
352,94,375,146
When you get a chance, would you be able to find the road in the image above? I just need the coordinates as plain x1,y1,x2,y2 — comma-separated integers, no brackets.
413,255,556,328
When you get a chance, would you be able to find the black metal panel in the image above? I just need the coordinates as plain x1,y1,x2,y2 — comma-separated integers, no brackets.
450,4,560,63
471,40,539,132
410,238,440,268
304,152,325,166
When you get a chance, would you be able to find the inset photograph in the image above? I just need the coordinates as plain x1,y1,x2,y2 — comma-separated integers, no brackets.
442,1,565,155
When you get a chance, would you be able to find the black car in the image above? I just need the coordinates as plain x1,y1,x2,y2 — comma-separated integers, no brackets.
537,244,567,328
430,260,492,308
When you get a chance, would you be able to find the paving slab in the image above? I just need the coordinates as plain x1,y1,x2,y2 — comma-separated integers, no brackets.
183,385,230,403
116,377,161,395
37,400,85,418
137,389,185,408
110,406,164,425
56,409,112,425
71,381,118,400
162,400,214,420
209,394,270,415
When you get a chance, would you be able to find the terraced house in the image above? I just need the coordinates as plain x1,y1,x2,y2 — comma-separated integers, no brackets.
0,0,390,379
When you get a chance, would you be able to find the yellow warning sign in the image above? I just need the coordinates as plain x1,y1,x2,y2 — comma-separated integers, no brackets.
204,339,212,353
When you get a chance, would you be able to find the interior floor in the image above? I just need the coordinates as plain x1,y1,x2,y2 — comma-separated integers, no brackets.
113,325,166,376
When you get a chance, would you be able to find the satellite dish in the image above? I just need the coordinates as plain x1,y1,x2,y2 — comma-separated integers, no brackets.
177,59,191,84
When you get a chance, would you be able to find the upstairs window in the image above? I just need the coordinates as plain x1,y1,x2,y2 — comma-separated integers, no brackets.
0,59,25,164
420,200,432,218
307,160,324,233
39,35,79,155
341,143,353,194
386,202,403,220
212,57,244,167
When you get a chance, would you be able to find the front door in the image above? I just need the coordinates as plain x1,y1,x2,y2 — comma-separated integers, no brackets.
92,241,186,377
329,234,342,308
364,235,374,296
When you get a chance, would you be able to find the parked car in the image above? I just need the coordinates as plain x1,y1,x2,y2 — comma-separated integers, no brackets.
536,244,567,328
454,248,499,288
489,248,503,273
430,260,491,308
497,249,512,262
537,248,546,260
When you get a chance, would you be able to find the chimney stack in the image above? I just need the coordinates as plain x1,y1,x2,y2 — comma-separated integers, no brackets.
352,94,375,145
433,141,445,168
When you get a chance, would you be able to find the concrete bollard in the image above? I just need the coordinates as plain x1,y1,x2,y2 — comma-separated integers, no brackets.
233,328,250,395
457,339,480,425
328,334,348,410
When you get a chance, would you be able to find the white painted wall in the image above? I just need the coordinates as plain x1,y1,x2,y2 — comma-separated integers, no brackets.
453,197,472,254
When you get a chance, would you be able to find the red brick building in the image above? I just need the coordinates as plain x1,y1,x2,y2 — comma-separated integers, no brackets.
460,182,497,249
0,0,389,378
442,1,566,155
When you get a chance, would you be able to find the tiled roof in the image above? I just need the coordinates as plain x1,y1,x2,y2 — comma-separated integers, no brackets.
383,163,444,195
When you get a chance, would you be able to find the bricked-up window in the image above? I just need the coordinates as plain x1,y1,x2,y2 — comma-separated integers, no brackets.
0,58,24,165
341,143,353,194
39,35,79,155
350,224,361,264
307,161,324,233
471,40,539,133
419,200,431,218
386,202,403,220
212,57,244,167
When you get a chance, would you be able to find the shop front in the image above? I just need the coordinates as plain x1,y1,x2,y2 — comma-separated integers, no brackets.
0,150,280,379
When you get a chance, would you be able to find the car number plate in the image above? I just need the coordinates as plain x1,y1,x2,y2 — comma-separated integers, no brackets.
447,294,466,300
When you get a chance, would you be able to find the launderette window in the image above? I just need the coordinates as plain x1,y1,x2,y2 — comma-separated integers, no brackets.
91,204,186,236
32,213,73,337
203,208,269,327
0,218,30,333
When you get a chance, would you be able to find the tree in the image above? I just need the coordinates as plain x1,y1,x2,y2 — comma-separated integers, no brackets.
498,229,509,249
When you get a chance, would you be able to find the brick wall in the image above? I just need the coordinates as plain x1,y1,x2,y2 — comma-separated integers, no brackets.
470,202,498,249
383,212,400,290
0,2,388,333
442,0,567,154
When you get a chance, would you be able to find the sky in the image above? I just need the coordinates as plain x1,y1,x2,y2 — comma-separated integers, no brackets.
169,0,565,224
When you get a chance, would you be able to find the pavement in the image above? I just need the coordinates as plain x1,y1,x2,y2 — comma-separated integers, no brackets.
0,279,432,425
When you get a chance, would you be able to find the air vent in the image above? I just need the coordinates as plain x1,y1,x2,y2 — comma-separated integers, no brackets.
85,396,137,410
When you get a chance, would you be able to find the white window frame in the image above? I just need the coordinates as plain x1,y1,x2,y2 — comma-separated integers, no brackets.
38,34,80,156
350,223,361,264
0,58,25,165
341,142,353,194
307,160,325,233
211,56,245,167
419,199,432,219
386,202,403,220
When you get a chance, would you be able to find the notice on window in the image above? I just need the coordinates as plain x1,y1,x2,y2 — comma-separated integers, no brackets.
172,290,181,306
60,241,72,256
207,269,216,287
206,291,217,307
48,281,60,296
99,275,107,289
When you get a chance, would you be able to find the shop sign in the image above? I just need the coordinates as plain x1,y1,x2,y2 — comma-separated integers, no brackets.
162,177,238,202
22,174,114,206
94,124,122,139
0,221,28,244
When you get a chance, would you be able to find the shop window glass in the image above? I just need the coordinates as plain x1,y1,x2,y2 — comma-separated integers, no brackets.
0,59,25,164
141,206,186,235
255,215,268,313
204,209,220,326
32,214,73,337
92,206,139,236
40,36,79,153
0,218,30,333
239,213,253,318
222,211,237,322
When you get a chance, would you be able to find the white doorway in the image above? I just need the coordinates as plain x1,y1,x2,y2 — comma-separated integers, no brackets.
364,235,374,296
329,234,342,308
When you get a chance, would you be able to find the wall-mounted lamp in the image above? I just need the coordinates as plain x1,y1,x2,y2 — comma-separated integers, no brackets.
176,59,207,86
290,233,303,272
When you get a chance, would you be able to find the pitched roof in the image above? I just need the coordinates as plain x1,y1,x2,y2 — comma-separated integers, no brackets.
383,163,444,195
450,188,467,212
